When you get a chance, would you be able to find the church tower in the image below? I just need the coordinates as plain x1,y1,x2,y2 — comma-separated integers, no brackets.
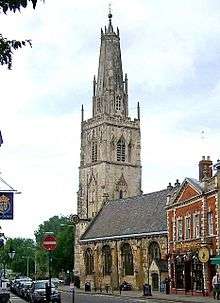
74,11,142,276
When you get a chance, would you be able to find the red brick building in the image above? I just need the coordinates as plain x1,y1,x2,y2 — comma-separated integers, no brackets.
166,157,220,295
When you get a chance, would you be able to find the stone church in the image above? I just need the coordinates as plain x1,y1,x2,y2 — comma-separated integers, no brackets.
74,11,169,290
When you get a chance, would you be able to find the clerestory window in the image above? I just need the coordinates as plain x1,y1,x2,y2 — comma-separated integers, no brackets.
117,137,125,162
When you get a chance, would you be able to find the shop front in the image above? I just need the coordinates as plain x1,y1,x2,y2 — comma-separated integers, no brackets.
170,252,206,295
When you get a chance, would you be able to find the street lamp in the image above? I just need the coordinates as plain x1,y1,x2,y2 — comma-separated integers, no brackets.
8,250,15,260
22,256,30,277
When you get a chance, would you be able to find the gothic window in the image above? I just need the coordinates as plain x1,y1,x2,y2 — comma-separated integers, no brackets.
148,242,161,265
92,141,97,162
115,96,121,111
117,137,125,162
119,190,123,199
102,245,112,275
128,141,132,162
121,243,134,276
84,248,94,275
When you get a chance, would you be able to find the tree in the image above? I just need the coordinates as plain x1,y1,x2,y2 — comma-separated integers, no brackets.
0,237,36,277
35,215,74,277
0,0,43,69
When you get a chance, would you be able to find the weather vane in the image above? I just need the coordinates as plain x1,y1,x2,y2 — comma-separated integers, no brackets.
109,3,112,15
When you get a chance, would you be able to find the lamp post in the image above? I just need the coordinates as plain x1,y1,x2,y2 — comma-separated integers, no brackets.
22,256,30,277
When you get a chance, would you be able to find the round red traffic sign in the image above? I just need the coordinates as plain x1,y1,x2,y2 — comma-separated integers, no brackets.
42,234,57,251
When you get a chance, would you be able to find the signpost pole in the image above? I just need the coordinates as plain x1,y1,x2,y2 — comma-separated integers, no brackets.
42,234,57,303
48,250,52,303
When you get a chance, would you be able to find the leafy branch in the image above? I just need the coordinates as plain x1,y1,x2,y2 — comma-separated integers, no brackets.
0,0,43,69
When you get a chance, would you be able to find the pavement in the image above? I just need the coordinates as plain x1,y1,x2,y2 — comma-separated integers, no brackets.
59,285,216,303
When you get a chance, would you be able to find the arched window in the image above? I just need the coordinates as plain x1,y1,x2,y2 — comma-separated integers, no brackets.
148,242,161,265
128,142,132,162
117,137,125,162
92,141,97,162
84,248,94,275
119,190,123,199
121,243,134,275
115,96,121,111
102,245,112,275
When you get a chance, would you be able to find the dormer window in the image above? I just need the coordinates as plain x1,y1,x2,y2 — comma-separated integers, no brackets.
117,137,125,162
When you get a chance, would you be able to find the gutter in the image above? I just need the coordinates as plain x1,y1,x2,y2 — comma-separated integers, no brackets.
80,230,167,243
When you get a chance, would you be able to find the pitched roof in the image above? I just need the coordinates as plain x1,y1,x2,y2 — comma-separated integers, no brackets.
0,175,16,192
81,189,168,242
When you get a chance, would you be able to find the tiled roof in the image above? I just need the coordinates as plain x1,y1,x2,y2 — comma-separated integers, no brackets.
185,178,204,192
81,189,168,242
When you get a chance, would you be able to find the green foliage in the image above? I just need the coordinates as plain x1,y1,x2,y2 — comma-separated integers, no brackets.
34,215,75,277
0,1,39,14
0,34,32,69
0,238,36,277
0,0,43,69
0,215,74,279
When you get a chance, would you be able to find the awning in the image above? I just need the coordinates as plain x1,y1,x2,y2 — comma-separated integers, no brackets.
211,255,220,265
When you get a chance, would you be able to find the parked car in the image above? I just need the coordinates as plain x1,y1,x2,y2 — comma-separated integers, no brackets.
29,280,61,303
20,281,32,300
51,278,60,288
11,278,32,295
120,281,132,291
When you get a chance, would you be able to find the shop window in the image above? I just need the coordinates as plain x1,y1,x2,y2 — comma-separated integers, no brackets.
84,248,94,275
175,256,184,289
121,243,134,275
192,256,203,291
117,137,125,162
102,245,112,275
208,212,214,235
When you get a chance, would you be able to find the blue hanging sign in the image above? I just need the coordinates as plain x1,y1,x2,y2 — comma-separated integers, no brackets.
0,192,13,219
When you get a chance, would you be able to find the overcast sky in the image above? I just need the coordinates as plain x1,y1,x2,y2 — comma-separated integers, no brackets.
0,0,219,239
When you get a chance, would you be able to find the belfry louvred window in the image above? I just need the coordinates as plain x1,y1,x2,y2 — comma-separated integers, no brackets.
115,96,121,111
92,141,97,162
117,137,125,162
85,248,94,275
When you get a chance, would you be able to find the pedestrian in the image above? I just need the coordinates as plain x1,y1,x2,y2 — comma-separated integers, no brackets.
165,277,170,294
212,272,220,299
119,283,123,295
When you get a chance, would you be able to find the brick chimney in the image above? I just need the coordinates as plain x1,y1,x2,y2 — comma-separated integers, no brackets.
199,156,213,181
